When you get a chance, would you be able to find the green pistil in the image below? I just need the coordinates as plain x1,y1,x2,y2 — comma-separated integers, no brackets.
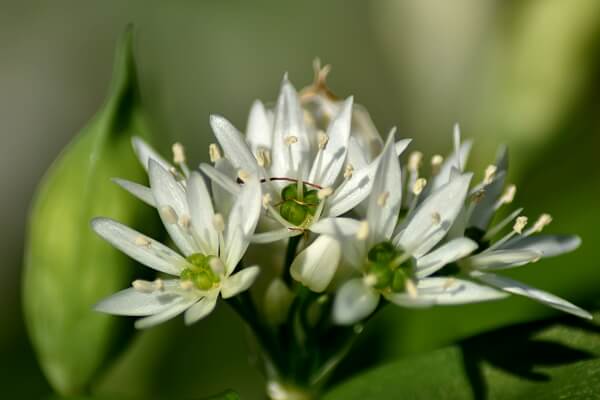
181,253,220,290
279,183,320,226
366,241,412,293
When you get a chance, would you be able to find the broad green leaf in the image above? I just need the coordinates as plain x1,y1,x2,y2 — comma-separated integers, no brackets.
325,312,600,399
23,27,159,396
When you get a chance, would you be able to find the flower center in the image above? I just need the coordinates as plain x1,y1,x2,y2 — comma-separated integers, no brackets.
180,253,221,290
365,241,412,293
279,183,320,226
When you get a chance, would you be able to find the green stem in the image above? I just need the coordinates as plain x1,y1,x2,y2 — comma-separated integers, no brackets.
283,235,302,285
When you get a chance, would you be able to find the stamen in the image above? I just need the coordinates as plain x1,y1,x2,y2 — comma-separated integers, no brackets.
317,187,333,199
532,213,552,233
209,143,222,162
483,208,523,241
262,193,272,209
377,192,390,207
513,216,528,234
471,189,485,204
442,278,456,290
317,131,329,149
172,142,186,164
405,279,418,298
483,165,497,185
363,274,378,288
431,212,442,225
412,178,427,196
494,184,516,210
285,135,298,145
356,220,369,240
180,280,194,290
431,155,444,174
408,151,423,172
212,213,225,233
344,164,354,179
237,169,251,182
178,214,191,229
132,279,155,293
160,206,178,225
209,257,225,276
256,148,271,167
134,236,151,247
153,279,164,291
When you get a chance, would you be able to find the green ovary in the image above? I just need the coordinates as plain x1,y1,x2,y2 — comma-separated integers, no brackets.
366,241,411,293
279,183,320,226
181,253,220,290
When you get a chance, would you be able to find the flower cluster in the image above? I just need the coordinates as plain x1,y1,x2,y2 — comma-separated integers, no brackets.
93,63,589,339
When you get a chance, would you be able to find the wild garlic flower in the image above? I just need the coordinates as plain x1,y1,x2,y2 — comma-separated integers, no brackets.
93,139,262,328
199,75,410,244
308,132,505,325
403,128,591,319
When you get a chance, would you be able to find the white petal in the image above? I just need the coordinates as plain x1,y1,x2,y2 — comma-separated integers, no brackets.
210,114,261,176
431,140,472,190
333,278,380,325
290,236,341,292
187,172,218,254
472,272,592,319
347,136,369,170
251,228,298,244
311,217,361,237
469,249,541,270
394,139,412,157
221,266,261,298
366,131,402,244
469,171,507,230
416,237,478,278
91,218,187,275
224,179,262,272
134,297,198,329
246,100,273,154
417,277,508,304
199,162,241,196
210,158,239,217
271,78,310,178
309,97,353,187
112,178,156,207
148,160,196,256
131,136,172,172
184,294,218,325
95,283,182,316
500,235,581,258
396,173,472,257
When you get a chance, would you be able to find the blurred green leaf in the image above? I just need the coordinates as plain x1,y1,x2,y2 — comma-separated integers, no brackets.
202,390,240,400
325,312,600,399
22,26,158,395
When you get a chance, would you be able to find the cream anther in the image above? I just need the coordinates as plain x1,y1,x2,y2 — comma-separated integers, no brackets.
408,151,423,172
209,143,222,162
160,206,178,225
412,178,427,195
172,142,186,164
513,216,528,234
484,165,497,185
356,220,369,240
212,213,225,233
317,187,333,200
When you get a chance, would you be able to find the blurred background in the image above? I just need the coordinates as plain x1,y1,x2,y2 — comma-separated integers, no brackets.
2,0,600,398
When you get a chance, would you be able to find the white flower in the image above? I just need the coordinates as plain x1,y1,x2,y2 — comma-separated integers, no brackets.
402,131,591,320
93,143,263,328
199,76,411,244
310,132,504,324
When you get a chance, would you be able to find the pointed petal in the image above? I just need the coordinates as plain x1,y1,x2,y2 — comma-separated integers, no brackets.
366,131,402,243
416,237,478,278
469,249,541,270
347,136,369,170
134,297,198,329
148,160,195,256
472,272,592,319
310,218,365,269
221,266,261,298
187,172,218,254
290,236,341,292
224,178,262,272
131,136,172,172
333,278,380,325
91,218,187,275
251,228,298,244
94,283,183,316
112,178,156,207
210,158,239,217
199,162,241,196
246,100,273,154
500,234,581,258
396,173,472,257
210,114,261,176
271,78,310,177
395,139,412,156
469,171,507,230
184,294,218,325
309,97,353,187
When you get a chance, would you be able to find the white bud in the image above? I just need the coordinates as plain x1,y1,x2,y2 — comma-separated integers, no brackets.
263,278,294,326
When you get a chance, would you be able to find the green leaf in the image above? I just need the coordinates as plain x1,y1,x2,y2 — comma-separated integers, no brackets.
325,312,600,399
202,390,240,400
23,26,159,396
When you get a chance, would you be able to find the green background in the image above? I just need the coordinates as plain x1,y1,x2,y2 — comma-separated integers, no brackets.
2,0,600,398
